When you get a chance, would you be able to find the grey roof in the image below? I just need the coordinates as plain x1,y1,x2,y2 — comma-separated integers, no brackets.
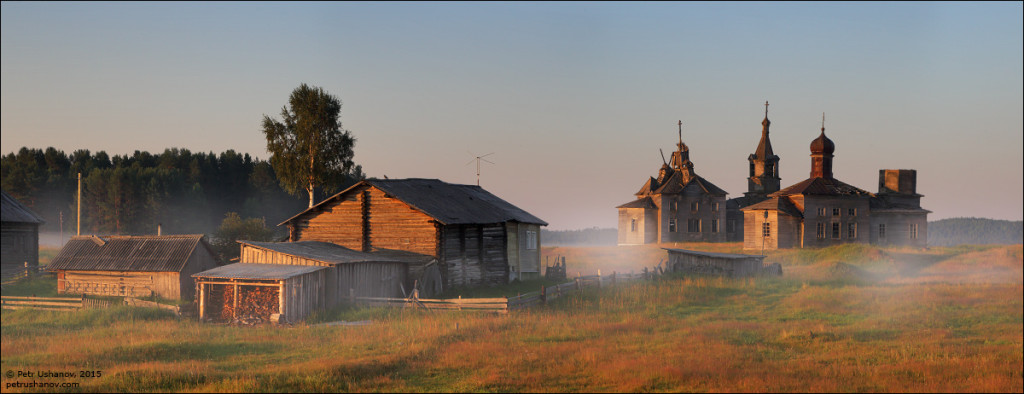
47,235,217,272
281,178,547,226
616,196,657,209
239,240,434,265
194,263,324,280
1,190,45,224
740,196,804,218
663,248,765,260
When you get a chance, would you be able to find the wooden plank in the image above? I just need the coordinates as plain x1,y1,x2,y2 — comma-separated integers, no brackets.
1,300,84,307
1,305,80,311
1,296,84,301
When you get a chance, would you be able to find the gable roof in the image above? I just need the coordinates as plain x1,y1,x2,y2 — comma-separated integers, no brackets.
239,240,435,265
194,263,325,281
740,196,804,218
772,177,872,197
616,196,657,209
47,234,218,272
1,190,45,224
652,171,728,196
280,178,547,226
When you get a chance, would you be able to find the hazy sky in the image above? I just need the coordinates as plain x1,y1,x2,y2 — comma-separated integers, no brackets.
3,2,1022,230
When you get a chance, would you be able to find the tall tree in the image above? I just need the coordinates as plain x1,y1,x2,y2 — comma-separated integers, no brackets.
262,83,357,208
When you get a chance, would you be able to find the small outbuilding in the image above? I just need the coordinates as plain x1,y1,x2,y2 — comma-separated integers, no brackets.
1,190,45,271
47,234,221,300
193,240,439,323
663,248,780,278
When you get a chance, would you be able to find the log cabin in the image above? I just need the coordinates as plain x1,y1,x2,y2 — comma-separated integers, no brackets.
279,178,547,289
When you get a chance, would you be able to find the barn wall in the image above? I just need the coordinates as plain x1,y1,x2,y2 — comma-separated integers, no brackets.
366,188,438,255
291,186,367,249
1,223,39,268
60,270,181,299
334,262,408,299
441,223,509,288
283,269,327,323
178,245,220,300
667,252,765,278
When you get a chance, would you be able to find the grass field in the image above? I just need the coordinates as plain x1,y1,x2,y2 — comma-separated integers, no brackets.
2,244,1021,392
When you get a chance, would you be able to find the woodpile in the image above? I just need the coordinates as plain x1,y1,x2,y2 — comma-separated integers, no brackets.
204,285,280,323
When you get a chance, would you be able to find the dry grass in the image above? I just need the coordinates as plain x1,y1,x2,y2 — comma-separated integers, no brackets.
2,244,1022,392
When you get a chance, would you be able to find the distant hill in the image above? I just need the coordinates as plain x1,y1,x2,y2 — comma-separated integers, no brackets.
928,218,1023,246
542,227,617,246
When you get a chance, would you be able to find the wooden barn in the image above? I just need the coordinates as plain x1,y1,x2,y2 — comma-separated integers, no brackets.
1,190,45,271
47,234,221,300
194,240,437,323
279,178,547,289
664,248,778,278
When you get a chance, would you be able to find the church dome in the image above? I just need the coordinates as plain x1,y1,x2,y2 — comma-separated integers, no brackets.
810,131,834,155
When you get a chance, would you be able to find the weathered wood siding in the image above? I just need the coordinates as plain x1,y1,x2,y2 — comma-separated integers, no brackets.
178,245,220,300
60,270,181,299
334,262,408,300
282,269,327,323
240,245,332,267
441,224,508,288
667,251,765,278
870,211,928,248
1,222,39,268
291,186,439,255
515,222,540,280
802,196,871,248
658,192,728,243
618,208,658,245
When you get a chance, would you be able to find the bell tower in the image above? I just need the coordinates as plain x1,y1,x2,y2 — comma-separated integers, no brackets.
745,101,781,199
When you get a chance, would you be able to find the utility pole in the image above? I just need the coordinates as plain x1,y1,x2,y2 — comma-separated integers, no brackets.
77,172,81,236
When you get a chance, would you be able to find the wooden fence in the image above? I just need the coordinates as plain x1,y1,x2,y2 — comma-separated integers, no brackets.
1,295,85,311
350,268,664,313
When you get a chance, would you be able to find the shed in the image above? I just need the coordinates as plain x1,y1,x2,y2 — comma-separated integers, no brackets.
238,240,439,301
279,178,547,289
1,190,45,271
193,263,327,323
47,234,221,300
663,248,777,278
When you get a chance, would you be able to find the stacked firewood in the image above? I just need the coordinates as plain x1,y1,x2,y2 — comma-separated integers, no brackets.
208,285,234,321
234,286,279,321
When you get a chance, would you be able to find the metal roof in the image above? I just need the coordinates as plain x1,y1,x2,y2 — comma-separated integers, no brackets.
1,190,45,224
281,178,547,226
616,196,657,209
662,248,765,260
47,235,215,272
239,240,434,265
194,263,324,280
772,177,872,197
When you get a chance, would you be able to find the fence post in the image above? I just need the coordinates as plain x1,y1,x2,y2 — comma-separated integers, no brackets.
540,285,546,305
575,277,582,292
612,271,616,287
597,269,602,289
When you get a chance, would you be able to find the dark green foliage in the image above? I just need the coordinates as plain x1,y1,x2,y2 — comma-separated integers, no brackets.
1,147,306,236
211,212,275,262
262,83,363,208
928,218,1024,246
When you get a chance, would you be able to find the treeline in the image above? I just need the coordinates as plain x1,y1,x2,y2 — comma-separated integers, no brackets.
1,147,363,236
541,227,618,246
927,218,1024,246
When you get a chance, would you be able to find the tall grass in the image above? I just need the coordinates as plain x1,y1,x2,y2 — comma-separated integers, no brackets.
2,245,1021,392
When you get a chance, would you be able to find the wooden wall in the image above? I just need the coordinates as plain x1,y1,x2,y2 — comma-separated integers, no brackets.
291,186,439,256
60,270,181,299
441,223,508,288
282,269,327,323
333,262,409,300
1,222,39,268
667,251,765,278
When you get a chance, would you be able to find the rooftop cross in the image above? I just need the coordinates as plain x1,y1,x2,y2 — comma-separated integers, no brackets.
764,101,769,118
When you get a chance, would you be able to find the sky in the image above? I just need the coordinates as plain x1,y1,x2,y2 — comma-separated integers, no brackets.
2,1,1022,230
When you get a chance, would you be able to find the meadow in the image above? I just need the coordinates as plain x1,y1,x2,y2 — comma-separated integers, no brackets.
1,243,1021,392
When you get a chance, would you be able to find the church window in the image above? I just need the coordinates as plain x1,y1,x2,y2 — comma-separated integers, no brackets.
832,208,841,216
690,201,699,212
848,208,857,216
711,219,720,233
669,219,677,233
817,208,826,217
848,223,857,239
816,223,825,239
712,202,720,212
671,201,678,212
762,222,771,237
687,219,701,233
832,222,841,239
630,219,637,232
879,224,887,239
750,162,755,177
910,224,918,239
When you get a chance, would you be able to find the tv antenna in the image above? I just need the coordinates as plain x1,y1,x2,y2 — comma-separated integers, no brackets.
465,151,495,186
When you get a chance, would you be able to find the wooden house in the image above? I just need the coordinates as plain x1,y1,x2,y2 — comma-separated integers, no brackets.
279,178,547,289
1,190,45,271
47,234,221,300
664,248,777,278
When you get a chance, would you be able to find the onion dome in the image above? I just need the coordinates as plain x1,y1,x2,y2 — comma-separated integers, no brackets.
810,113,834,154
